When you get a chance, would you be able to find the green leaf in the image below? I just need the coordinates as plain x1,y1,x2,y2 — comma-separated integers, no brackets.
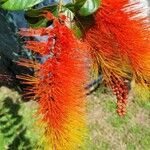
74,0,86,8
71,24,82,39
25,5,58,28
29,18,48,28
25,4,57,17
79,0,101,16
65,3,75,12
62,6,75,21
1,0,44,11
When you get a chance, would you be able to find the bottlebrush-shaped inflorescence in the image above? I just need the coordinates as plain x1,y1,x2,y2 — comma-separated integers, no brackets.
18,13,89,150
84,0,150,116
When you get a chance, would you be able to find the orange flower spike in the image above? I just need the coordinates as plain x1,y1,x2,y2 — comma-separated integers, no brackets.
85,0,150,103
17,58,40,70
18,15,88,149
25,41,53,55
94,0,150,86
84,0,150,115
38,25,88,149
84,2,130,82
19,27,51,37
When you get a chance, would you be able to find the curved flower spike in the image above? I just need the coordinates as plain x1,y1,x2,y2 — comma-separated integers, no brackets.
18,14,89,149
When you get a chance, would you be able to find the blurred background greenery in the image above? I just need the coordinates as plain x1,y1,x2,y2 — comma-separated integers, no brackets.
0,86,150,150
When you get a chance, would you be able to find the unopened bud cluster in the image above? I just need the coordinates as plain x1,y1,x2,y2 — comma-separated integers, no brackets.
110,74,129,116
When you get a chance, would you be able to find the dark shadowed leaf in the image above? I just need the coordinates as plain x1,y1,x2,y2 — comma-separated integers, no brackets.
25,5,58,27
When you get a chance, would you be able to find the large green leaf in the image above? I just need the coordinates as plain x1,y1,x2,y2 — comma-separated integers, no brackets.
1,0,44,11
25,4,57,17
79,0,101,16
25,5,58,28
62,6,75,21
71,24,82,39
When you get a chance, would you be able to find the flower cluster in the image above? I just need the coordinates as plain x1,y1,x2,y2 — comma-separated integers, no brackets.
18,13,88,150
110,74,128,116
16,0,150,149
84,0,150,114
